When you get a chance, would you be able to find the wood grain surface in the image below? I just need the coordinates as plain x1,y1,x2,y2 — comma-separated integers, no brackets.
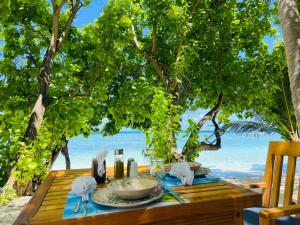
14,166,261,225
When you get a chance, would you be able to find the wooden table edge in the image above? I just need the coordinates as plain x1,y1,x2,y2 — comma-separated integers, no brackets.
13,171,57,225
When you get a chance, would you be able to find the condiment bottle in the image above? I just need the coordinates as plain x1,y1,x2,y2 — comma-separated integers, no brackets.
91,159,106,184
127,158,134,177
114,149,124,179
129,162,138,177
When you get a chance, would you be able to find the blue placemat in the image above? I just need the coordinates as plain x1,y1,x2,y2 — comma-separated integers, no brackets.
63,192,180,220
163,175,222,186
144,169,222,186
62,175,222,220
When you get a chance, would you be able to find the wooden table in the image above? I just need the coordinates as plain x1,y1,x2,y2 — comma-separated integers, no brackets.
14,167,261,225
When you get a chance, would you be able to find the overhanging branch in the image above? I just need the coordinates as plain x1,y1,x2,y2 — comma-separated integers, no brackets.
56,0,82,50
151,22,157,55
182,93,224,156
130,18,168,88
170,0,201,91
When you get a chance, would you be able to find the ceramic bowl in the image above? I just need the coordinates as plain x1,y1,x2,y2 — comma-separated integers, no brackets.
108,177,160,200
188,162,201,171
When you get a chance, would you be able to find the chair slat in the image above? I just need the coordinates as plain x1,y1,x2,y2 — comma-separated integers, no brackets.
283,156,297,206
297,177,300,219
263,152,275,207
269,141,300,157
270,155,284,207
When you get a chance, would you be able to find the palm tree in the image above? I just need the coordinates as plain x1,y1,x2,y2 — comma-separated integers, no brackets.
224,73,298,141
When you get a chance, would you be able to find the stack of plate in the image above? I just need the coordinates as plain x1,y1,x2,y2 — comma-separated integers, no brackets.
91,177,163,208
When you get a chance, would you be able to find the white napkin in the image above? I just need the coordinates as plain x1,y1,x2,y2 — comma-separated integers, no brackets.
169,162,194,185
96,150,108,176
71,176,97,196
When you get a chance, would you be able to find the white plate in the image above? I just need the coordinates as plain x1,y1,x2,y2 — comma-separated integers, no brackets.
91,187,164,208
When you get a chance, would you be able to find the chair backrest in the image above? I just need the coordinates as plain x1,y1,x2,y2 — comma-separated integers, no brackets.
263,141,300,208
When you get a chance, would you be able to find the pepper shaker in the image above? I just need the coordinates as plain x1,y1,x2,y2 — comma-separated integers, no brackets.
114,149,124,179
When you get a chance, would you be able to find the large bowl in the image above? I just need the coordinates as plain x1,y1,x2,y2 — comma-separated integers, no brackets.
107,177,160,200
188,162,201,171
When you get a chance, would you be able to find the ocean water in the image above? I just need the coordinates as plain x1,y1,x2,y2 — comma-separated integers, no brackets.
52,131,281,178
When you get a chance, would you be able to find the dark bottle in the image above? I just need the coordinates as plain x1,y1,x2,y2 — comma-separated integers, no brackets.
114,149,124,179
91,159,106,184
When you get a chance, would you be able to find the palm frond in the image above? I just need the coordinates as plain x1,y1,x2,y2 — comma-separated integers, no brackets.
223,120,278,136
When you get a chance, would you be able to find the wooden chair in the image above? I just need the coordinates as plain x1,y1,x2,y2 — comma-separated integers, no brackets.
243,141,300,225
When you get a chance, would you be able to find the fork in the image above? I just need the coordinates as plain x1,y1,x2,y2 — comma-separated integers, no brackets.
82,194,89,216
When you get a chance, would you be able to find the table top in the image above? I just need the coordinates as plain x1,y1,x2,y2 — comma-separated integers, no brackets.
14,166,262,225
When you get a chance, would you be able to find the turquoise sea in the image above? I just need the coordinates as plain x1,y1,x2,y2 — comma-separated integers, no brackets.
52,131,281,178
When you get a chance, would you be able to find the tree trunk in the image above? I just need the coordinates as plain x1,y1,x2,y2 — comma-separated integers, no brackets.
278,0,300,132
24,50,54,140
4,1,82,196
61,136,71,170
182,93,223,157
49,136,71,170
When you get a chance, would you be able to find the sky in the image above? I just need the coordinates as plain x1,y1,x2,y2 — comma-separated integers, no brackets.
73,0,107,27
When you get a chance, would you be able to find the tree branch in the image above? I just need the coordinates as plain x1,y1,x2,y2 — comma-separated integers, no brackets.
26,51,39,68
195,93,223,129
151,21,157,55
56,0,82,50
49,6,60,54
176,0,200,60
58,0,68,9
196,109,222,151
20,24,49,42
170,0,201,91
51,0,57,10
130,18,168,88
182,93,223,155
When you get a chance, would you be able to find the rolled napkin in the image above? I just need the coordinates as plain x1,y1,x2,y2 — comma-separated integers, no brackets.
96,150,108,176
71,176,97,196
169,162,194,185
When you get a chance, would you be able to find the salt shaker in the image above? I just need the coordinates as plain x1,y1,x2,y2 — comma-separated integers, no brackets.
127,158,134,177
129,162,138,177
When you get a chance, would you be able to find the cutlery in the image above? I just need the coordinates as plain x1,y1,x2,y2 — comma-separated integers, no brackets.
82,194,89,216
161,184,186,204
155,176,186,204
73,198,81,214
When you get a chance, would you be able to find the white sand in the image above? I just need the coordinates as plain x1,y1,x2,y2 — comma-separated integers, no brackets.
0,196,31,225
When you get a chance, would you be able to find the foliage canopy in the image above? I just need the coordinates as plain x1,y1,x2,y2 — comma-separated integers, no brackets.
0,0,291,194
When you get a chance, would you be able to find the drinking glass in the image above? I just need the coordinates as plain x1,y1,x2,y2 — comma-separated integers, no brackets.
150,158,165,180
